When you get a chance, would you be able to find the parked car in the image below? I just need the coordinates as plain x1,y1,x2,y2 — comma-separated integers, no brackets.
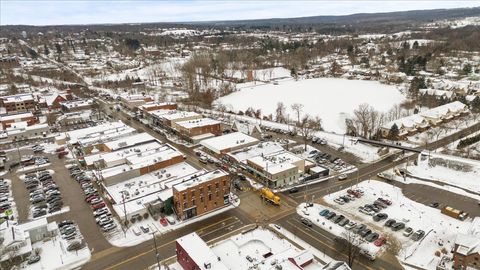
412,230,426,241
374,236,387,247
345,221,357,230
333,215,345,224
140,226,150,233
27,255,41,264
338,218,349,227
338,174,348,180
325,212,336,220
359,228,372,238
102,223,116,232
403,227,414,237
93,207,110,217
319,209,330,216
58,220,74,228
91,202,105,210
160,217,168,226
365,232,379,242
353,224,367,234
392,222,405,231
385,219,396,227
289,187,299,194
373,213,388,222
166,216,176,225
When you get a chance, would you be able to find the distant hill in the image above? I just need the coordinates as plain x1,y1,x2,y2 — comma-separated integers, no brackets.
1,6,479,34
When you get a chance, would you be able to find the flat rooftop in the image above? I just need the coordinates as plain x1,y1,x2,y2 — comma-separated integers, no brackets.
200,132,258,154
175,117,220,129
65,121,136,145
103,132,156,152
173,169,228,192
248,151,302,175
177,232,229,270
227,141,285,163
0,112,34,122
160,110,201,121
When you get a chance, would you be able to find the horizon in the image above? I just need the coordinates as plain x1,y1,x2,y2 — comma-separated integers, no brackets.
1,0,480,26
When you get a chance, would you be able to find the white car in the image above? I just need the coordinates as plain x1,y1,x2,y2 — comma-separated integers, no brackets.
102,223,116,232
338,174,348,180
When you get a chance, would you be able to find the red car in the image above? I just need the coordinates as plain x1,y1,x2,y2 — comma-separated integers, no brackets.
374,236,387,247
91,202,105,210
85,195,99,203
58,151,69,158
55,147,66,152
378,198,392,206
160,217,168,226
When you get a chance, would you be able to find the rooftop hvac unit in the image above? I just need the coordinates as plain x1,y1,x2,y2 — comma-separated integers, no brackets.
158,174,163,179
161,169,166,173
166,173,171,177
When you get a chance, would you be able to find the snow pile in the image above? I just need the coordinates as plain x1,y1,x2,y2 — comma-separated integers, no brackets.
216,77,404,133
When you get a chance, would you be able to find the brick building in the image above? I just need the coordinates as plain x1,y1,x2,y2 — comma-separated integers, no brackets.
176,232,229,270
173,170,230,220
453,234,480,269
0,112,38,129
173,117,222,140
0,56,20,69
0,94,35,113
139,101,177,113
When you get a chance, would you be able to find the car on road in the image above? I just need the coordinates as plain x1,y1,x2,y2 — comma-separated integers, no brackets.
403,227,414,237
429,202,440,208
301,217,312,227
288,187,299,194
199,156,208,164
374,236,387,247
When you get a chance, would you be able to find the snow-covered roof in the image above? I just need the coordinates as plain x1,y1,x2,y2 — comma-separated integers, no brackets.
0,112,33,122
382,113,426,130
17,218,48,232
321,261,352,270
173,169,227,192
176,232,229,270
65,121,135,145
248,151,300,175
175,118,220,129
160,110,201,121
227,141,285,163
103,132,156,151
1,93,34,103
420,101,468,119
60,99,94,109
200,132,258,154
455,234,480,256
232,120,262,136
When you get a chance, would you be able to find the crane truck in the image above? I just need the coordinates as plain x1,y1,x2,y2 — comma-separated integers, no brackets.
260,188,280,206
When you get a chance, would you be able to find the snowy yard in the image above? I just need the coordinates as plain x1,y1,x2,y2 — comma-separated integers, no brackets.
216,77,404,133
316,180,478,270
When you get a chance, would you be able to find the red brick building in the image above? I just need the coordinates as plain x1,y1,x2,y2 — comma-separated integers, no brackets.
0,94,35,113
453,234,480,269
173,170,230,220
0,112,38,129
176,232,229,270
173,118,222,138
139,102,177,112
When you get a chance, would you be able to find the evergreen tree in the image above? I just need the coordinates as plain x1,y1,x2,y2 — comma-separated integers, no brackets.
388,123,400,140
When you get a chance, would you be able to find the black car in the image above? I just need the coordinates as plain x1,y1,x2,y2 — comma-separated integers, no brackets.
326,212,336,220
359,228,372,237
58,220,74,228
333,215,345,224
365,232,379,242
392,222,405,231
373,213,388,222
289,187,299,194
385,219,396,227
429,202,440,208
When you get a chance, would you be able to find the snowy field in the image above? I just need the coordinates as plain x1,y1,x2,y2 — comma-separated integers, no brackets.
407,152,480,194
317,180,478,270
216,78,404,133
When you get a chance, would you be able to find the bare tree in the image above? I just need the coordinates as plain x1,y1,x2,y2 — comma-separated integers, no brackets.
291,103,304,124
384,233,402,256
296,114,322,151
275,102,286,123
336,231,365,268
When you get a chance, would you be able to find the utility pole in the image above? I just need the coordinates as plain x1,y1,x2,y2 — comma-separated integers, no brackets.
152,232,161,270
122,192,127,237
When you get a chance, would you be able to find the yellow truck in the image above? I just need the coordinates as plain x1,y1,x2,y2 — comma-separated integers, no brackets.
441,206,468,221
260,188,280,206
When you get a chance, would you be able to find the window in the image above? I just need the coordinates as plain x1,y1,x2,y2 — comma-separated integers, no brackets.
183,202,187,209
199,188,203,193
208,194,212,201
182,193,186,200
200,197,204,203
192,199,195,206
207,185,211,191
215,183,219,189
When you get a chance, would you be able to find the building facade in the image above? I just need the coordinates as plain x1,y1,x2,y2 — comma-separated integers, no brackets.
173,170,230,220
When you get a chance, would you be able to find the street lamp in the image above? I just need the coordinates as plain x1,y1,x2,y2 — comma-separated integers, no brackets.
152,232,161,270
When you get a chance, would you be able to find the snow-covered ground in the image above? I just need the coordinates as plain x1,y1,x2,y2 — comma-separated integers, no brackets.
407,152,480,194
216,77,404,133
316,180,477,270
21,232,91,270
106,201,239,247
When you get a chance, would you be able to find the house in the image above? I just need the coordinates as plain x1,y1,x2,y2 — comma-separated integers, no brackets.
37,92,72,110
380,114,429,139
172,169,230,220
453,234,480,269
0,112,38,129
0,56,20,69
200,132,259,157
0,94,35,114
420,101,469,126
321,260,352,270
232,120,262,138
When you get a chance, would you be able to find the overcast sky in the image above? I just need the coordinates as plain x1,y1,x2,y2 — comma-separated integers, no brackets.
1,1,479,26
